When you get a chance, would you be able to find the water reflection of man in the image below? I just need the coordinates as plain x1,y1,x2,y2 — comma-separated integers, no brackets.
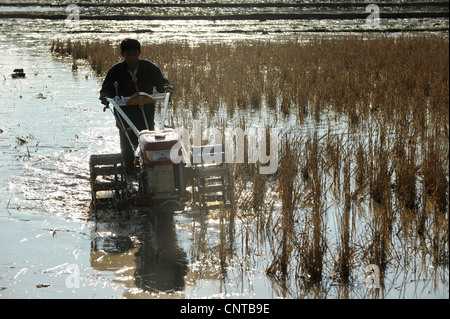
99,38,173,174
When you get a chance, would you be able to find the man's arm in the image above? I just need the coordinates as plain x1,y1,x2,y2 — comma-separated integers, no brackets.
99,67,116,105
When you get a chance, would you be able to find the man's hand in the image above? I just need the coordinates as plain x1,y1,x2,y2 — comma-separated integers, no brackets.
163,85,174,94
99,93,109,106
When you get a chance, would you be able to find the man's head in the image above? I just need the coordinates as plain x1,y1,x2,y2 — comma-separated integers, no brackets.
120,38,141,70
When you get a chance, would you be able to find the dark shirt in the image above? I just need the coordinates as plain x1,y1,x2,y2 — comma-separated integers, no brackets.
100,59,171,133
100,59,171,98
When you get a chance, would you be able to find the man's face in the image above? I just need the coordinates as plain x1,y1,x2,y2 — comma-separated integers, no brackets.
121,50,140,67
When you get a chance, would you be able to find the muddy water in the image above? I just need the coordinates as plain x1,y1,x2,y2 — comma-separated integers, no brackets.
0,32,118,298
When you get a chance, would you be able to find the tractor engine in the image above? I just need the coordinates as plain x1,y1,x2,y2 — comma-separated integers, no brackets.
137,129,185,210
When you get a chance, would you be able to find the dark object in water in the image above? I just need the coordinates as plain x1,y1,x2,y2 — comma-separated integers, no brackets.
12,68,26,78
36,283,51,288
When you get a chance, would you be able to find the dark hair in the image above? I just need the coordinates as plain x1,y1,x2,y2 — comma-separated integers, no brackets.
120,38,141,53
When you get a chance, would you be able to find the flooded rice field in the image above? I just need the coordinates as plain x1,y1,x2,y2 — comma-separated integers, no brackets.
0,1,449,300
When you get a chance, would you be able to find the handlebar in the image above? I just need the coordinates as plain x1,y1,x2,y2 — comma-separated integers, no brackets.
107,92,170,107
105,92,172,135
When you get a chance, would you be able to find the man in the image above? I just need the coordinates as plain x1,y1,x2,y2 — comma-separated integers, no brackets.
100,38,173,174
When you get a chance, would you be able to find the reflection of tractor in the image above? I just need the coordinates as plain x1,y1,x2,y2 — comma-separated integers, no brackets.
89,88,234,213
90,213,189,295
